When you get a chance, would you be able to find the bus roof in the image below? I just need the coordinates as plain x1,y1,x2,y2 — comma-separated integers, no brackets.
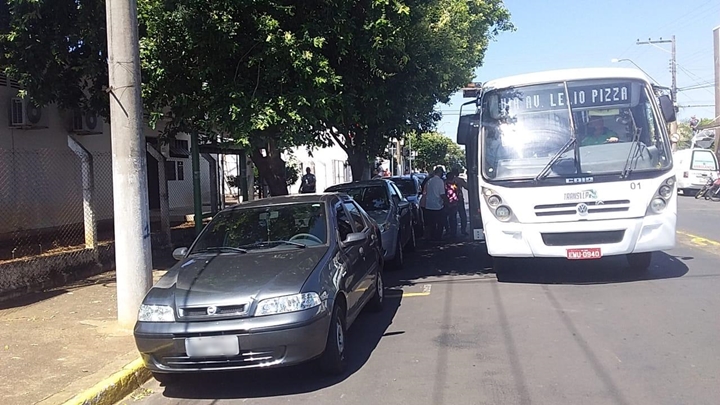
482,67,653,91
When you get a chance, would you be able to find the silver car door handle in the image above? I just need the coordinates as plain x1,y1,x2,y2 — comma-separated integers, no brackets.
359,247,364,256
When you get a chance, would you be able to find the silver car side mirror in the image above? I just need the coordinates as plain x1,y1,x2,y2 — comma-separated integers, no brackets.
173,247,188,261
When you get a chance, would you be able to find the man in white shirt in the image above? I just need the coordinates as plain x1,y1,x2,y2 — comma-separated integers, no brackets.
423,166,447,241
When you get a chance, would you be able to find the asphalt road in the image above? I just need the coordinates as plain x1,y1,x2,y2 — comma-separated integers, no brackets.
127,196,720,405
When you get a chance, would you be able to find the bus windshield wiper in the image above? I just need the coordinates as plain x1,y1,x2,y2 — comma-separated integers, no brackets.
536,81,578,182
534,137,577,181
621,110,643,178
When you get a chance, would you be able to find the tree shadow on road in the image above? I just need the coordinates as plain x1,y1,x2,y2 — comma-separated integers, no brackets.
384,238,493,289
496,252,690,284
158,291,403,400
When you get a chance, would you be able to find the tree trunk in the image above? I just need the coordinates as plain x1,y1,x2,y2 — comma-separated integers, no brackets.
347,148,371,181
251,146,289,196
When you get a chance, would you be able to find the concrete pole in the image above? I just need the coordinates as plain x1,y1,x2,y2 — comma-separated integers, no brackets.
714,26,719,158
146,143,171,248
105,0,153,327
191,132,203,234
67,136,97,250
202,153,218,214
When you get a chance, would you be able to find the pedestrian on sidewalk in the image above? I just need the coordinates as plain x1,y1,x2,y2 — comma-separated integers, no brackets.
422,166,447,241
299,167,316,193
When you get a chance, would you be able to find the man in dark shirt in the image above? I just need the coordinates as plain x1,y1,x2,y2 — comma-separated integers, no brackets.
299,167,316,193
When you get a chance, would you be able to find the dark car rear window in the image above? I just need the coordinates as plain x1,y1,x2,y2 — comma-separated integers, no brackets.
392,179,417,196
330,186,389,212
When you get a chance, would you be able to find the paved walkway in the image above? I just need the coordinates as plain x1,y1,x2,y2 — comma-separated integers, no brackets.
0,260,173,405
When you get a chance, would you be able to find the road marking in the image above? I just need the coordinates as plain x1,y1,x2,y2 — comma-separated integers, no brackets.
676,231,720,247
386,284,431,298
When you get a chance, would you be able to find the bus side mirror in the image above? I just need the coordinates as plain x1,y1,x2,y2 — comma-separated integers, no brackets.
658,95,676,123
457,113,480,145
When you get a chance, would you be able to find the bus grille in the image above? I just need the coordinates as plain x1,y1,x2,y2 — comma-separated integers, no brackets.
534,199,630,217
541,230,626,246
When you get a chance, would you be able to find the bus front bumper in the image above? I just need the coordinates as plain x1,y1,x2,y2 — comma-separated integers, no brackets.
484,214,676,258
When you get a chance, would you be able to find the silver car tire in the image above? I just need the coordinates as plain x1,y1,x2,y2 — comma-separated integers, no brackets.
318,304,348,375
368,270,384,312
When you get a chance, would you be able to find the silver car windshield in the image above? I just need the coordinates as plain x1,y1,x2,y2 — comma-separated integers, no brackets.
190,202,328,252
481,79,672,181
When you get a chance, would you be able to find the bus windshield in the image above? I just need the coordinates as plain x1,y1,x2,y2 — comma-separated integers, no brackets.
480,79,672,182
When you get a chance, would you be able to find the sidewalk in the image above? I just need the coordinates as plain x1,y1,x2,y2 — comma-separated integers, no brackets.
0,256,175,405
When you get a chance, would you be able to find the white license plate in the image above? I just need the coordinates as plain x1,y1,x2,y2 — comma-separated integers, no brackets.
566,248,602,260
185,335,239,358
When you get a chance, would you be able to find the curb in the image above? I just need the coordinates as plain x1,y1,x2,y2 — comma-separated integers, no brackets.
61,358,151,405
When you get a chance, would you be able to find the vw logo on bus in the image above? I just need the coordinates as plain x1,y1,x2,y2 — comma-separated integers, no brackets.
206,305,218,315
576,203,589,216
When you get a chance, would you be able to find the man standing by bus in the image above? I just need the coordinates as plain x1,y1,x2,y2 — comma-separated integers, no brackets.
422,166,447,241
450,167,469,237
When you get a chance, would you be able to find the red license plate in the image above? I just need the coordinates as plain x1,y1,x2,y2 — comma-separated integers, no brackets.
566,248,602,260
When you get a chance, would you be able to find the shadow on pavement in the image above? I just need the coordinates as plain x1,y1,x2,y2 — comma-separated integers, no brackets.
385,238,493,288
496,251,689,284
0,252,178,310
158,291,403,400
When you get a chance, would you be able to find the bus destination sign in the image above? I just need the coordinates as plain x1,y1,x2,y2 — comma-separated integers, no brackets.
500,83,632,113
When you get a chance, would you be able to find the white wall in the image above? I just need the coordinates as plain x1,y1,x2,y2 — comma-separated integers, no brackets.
287,140,351,193
0,80,213,233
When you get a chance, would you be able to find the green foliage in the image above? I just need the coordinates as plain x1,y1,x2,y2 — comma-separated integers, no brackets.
1,0,513,185
317,0,513,178
410,131,465,172
0,0,109,115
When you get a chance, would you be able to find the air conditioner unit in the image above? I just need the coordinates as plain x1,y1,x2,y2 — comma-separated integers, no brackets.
8,97,46,128
71,110,101,134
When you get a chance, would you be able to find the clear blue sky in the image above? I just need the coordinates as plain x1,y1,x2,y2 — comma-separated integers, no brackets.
435,0,720,141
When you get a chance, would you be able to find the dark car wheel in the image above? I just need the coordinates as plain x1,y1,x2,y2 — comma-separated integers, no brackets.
318,304,348,375
367,271,384,312
152,372,178,386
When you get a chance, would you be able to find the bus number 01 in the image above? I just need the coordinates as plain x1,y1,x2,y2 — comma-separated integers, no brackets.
630,182,641,190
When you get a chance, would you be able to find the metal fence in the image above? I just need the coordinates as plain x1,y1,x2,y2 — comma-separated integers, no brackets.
0,145,219,264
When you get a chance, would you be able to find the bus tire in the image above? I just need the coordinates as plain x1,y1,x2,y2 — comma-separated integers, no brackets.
627,252,652,272
493,257,513,278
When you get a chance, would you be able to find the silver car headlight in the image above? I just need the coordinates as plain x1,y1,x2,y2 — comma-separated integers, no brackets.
138,304,175,322
255,292,322,316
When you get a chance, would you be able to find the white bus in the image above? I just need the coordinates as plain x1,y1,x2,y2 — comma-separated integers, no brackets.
456,68,678,273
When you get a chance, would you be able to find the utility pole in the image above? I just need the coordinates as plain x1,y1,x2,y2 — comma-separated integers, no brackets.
105,0,153,327
714,26,719,158
637,36,678,136
637,36,677,103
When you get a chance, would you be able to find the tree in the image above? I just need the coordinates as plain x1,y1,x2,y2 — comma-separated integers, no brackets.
2,0,513,191
139,0,343,196
410,131,465,172
319,0,513,179
1,0,109,115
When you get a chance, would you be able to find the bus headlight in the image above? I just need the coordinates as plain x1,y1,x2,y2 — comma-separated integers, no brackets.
650,198,667,213
487,195,502,208
495,205,512,221
658,185,672,199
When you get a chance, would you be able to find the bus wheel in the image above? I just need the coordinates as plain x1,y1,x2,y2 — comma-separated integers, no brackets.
493,257,514,279
627,252,652,272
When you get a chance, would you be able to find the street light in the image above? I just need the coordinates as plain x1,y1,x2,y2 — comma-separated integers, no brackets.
611,58,660,85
